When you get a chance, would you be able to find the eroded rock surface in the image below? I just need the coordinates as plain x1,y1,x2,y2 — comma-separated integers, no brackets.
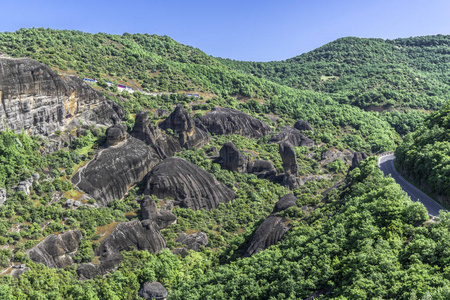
321,148,354,166
294,120,314,132
279,141,298,175
175,232,208,251
144,157,236,210
141,196,177,229
106,124,127,147
139,281,168,300
159,105,209,149
351,151,369,169
195,107,272,138
26,230,82,268
269,126,314,147
131,111,181,158
244,194,297,257
0,54,121,135
77,220,165,279
72,134,160,206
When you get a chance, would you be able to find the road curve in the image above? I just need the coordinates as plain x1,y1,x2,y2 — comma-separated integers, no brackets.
378,154,445,216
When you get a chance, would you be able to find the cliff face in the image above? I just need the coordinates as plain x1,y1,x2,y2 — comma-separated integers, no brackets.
0,54,121,135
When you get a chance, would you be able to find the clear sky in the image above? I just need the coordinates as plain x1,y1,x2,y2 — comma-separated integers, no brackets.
1,0,449,61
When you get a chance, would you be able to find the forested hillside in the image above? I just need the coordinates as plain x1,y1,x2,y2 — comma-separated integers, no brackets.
0,29,449,299
220,35,450,111
396,101,450,204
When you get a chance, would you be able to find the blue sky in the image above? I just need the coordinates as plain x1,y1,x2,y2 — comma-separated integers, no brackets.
1,0,449,61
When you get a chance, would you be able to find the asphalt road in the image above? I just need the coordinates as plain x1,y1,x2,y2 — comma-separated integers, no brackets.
378,154,445,216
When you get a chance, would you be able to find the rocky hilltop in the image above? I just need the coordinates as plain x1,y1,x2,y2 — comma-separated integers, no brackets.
0,54,121,135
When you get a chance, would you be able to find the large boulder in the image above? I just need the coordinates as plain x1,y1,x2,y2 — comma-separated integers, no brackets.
26,231,82,268
219,142,249,172
247,160,277,180
77,220,165,279
244,194,297,257
279,141,297,175
106,124,127,147
294,120,314,132
159,105,209,149
175,232,208,251
144,157,236,210
0,54,121,135
139,282,168,300
269,126,314,147
195,107,272,138
141,196,177,229
321,148,354,166
131,111,181,158
351,151,369,169
72,136,160,206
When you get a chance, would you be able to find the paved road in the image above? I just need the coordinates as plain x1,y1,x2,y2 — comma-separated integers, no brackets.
378,154,445,216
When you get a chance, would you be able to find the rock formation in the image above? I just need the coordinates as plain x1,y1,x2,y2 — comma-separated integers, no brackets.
175,232,208,251
269,126,314,147
72,131,160,206
351,151,369,170
218,142,277,179
244,194,297,257
195,107,272,139
294,120,314,132
106,124,127,147
159,105,209,149
141,196,177,229
131,111,181,158
26,231,82,268
279,141,298,175
0,54,121,135
139,282,168,300
0,188,5,206
144,157,236,210
77,220,165,279
320,148,354,166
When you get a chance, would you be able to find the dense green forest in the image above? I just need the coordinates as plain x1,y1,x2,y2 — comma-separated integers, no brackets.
219,35,450,110
396,101,450,204
0,28,449,299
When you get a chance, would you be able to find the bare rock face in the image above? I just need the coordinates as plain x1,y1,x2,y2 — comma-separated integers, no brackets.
244,194,297,257
144,157,236,210
172,247,189,258
106,124,127,147
11,267,30,278
351,151,369,169
159,105,209,149
131,111,181,158
195,107,272,139
219,142,249,172
0,55,121,135
26,231,82,268
139,282,168,300
0,188,5,206
77,220,165,279
279,141,297,175
175,232,208,251
321,148,354,166
294,120,314,132
141,196,177,229
247,160,277,180
269,126,314,147
72,136,160,206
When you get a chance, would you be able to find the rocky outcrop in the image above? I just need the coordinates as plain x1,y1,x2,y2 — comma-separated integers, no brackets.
269,126,314,147
77,220,165,279
218,142,276,179
294,120,314,132
72,133,160,206
195,107,272,139
131,111,181,158
0,54,121,135
106,124,127,147
321,148,354,166
244,194,297,257
159,105,209,149
219,142,249,172
144,157,236,210
351,151,369,169
279,141,297,175
175,232,208,251
139,282,168,300
141,196,177,229
172,248,189,258
26,231,82,268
